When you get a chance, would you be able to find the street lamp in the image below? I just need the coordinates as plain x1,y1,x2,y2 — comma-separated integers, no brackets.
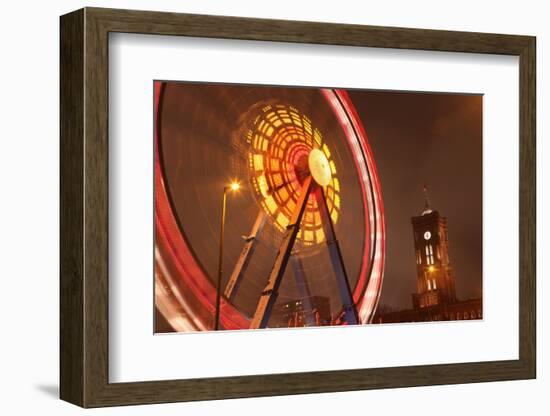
214,181,240,330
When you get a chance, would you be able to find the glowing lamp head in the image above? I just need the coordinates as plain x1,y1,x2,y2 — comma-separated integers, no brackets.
428,266,435,273
308,148,332,186
229,182,241,191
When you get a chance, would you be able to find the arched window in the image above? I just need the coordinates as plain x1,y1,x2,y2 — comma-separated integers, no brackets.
424,245,435,265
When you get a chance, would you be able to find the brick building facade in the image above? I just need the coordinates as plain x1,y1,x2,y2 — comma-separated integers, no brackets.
374,188,482,324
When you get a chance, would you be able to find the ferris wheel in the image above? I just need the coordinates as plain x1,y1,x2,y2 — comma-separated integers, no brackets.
155,82,385,331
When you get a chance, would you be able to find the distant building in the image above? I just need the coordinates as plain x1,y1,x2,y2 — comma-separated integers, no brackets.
271,295,332,328
373,187,482,324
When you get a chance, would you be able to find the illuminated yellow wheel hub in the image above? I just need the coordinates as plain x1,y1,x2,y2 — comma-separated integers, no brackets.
308,148,332,187
246,104,341,245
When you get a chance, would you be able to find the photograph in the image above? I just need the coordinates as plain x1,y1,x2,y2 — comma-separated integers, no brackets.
154,81,483,333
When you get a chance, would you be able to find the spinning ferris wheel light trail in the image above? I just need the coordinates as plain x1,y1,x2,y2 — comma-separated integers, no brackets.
155,83,385,332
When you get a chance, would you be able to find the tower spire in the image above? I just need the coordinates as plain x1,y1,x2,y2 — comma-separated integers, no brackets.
422,184,433,215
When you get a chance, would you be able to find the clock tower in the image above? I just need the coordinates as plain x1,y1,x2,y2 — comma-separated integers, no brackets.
411,187,456,309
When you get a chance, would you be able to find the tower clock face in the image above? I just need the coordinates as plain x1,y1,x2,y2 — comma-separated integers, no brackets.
424,231,431,240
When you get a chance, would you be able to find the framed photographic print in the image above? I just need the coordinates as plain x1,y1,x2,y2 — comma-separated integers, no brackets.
60,7,536,408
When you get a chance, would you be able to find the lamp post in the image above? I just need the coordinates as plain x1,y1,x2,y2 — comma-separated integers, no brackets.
214,181,240,330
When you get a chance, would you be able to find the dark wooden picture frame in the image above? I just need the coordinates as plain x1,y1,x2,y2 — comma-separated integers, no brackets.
60,7,536,408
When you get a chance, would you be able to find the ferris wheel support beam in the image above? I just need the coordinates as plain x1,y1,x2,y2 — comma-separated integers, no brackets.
315,188,359,325
250,176,314,329
224,211,267,302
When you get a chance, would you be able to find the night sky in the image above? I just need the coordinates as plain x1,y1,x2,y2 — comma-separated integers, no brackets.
348,90,483,310
159,83,483,318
